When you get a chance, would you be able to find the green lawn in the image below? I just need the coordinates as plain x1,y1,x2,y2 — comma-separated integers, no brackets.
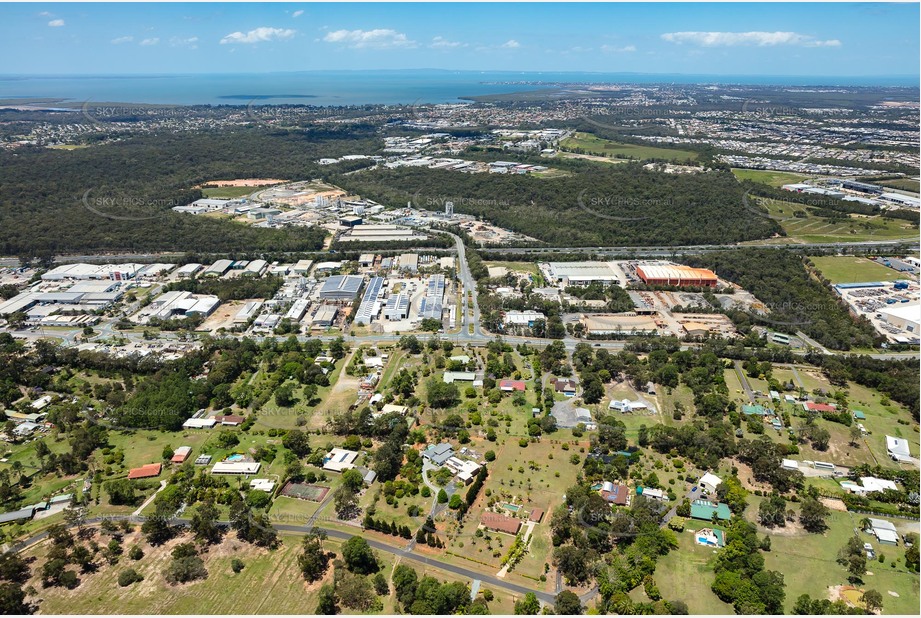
749,500,921,615
560,132,698,162
731,168,810,188
810,256,914,284
742,198,917,244
653,524,735,615
878,178,920,194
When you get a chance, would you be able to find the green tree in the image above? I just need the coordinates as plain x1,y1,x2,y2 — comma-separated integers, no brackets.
298,530,334,582
799,497,830,533
190,500,223,545
861,589,883,614
515,592,541,615
316,584,339,615
342,536,378,575
118,568,143,587
554,590,583,615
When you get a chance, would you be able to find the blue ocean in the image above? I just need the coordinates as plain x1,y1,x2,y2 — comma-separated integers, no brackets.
0,70,916,106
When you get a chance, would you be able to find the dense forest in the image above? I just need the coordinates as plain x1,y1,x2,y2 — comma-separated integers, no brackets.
333,164,780,246
686,249,880,351
0,128,378,257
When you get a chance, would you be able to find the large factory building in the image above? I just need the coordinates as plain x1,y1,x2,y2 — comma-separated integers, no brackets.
636,263,718,288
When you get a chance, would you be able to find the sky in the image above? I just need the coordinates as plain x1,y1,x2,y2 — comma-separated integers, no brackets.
1,2,918,77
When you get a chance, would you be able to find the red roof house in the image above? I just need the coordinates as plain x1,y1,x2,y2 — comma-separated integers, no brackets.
481,512,522,535
127,462,162,480
499,380,527,392
804,402,837,413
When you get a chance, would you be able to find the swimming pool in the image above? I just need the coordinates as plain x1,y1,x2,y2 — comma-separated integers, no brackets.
225,453,245,462
502,503,521,512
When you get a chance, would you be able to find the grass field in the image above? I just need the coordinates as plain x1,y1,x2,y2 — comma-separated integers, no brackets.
731,168,810,187
201,186,258,199
27,527,522,615
748,500,921,615
810,256,914,284
744,198,918,244
878,178,920,194
560,132,698,163
653,523,735,614
483,261,541,278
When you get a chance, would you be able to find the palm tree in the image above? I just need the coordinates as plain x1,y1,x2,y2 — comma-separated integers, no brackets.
859,517,872,533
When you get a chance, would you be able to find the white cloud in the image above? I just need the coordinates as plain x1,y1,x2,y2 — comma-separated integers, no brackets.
38,11,52,17
661,31,841,48
601,44,636,53
292,10,304,18
220,27,296,45
323,28,416,49
170,36,199,49
430,36,465,49
140,37,160,46
111,36,134,44
48,19,65,27
500,39,521,49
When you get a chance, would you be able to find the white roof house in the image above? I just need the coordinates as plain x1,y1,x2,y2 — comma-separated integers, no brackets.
211,461,261,475
323,448,359,473
182,418,216,429
859,477,899,493
699,473,722,493
443,371,476,383
608,399,648,412
868,518,899,545
249,479,276,493
886,435,912,461
781,459,798,470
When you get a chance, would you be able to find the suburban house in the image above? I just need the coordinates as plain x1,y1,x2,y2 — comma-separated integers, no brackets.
609,399,648,413
214,414,245,426
422,442,455,466
444,456,481,484
699,472,722,494
867,518,899,545
249,479,276,493
637,486,666,501
182,417,217,429
552,378,577,396
127,462,162,480
171,446,192,464
499,379,527,392
803,401,837,413
322,448,360,473
600,481,630,506
886,435,912,462
529,508,544,523
211,461,261,475
480,512,522,535
443,371,476,384
696,527,726,548
741,404,771,417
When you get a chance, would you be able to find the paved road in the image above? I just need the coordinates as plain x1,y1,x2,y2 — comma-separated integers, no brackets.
8,515,558,604
733,360,756,404
477,240,920,258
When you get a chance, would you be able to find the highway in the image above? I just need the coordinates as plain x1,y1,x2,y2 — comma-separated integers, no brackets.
477,240,920,258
